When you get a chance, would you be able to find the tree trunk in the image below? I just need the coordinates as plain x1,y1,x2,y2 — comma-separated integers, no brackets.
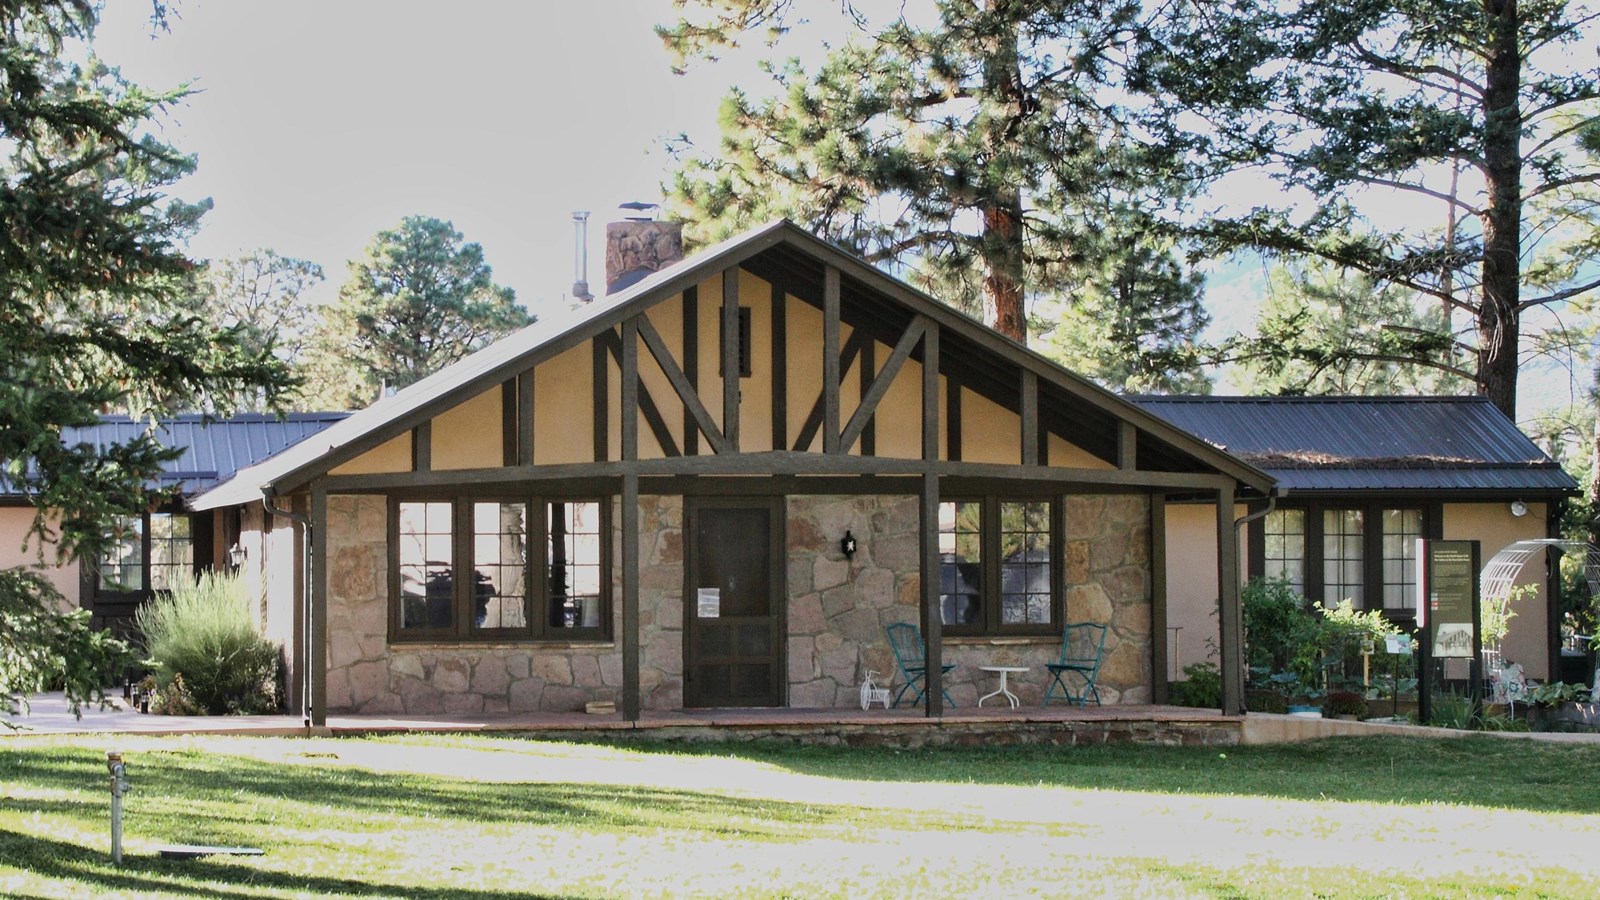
982,197,1028,343
978,0,1028,345
1477,0,1522,419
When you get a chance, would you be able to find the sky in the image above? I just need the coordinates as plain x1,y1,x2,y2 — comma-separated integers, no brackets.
91,1,1586,425
97,0,745,319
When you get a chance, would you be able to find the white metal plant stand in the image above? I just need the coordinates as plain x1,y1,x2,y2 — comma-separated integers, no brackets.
859,670,891,710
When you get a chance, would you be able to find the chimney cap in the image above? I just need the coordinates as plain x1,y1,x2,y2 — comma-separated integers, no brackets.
618,200,658,222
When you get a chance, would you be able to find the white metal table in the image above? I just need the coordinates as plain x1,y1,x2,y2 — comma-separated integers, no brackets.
977,665,1029,708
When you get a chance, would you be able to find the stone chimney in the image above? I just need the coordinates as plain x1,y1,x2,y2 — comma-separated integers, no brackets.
605,202,683,294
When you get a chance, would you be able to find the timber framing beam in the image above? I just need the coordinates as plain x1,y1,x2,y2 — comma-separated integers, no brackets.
636,314,730,454
793,331,867,453
822,265,841,454
722,267,740,452
838,316,928,455
1020,369,1038,467
599,329,679,458
321,452,1240,492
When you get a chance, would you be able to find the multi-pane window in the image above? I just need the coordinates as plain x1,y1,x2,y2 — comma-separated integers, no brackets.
474,502,528,630
399,501,454,630
1254,504,1430,615
1322,509,1365,607
1262,509,1306,593
1381,508,1422,610
96,511,197,595
999,501,1052,627
148,513,194,592
98,516,145,592
938,498,1057,635
937,501,984,627
548,501,604,631
394,497,608,641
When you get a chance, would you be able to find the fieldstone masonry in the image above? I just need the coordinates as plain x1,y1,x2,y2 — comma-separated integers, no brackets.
784,494,1152,708
322,491,1152,714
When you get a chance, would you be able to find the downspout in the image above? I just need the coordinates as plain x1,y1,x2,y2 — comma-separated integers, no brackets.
264,489,314,730
1230,487,1283,710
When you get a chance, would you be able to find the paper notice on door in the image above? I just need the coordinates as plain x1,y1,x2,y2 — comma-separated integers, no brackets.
696,588,721,618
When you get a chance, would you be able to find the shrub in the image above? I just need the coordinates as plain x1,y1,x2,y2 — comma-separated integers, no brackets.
136,572,281,715
1325,689,1368,718
1167,662,1221,708
1245,688,1288,714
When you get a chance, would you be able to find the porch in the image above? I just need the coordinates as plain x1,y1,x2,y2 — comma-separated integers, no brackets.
6,692,1241,745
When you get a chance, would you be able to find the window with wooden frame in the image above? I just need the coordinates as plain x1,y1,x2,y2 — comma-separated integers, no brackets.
1250,501,1431,615
392,497,610,642
93,509,199,596
937,497,1060,636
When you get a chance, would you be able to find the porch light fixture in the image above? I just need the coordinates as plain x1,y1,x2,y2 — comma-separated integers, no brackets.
840,530,858,559
1509,500,1529,518
227,542,247,569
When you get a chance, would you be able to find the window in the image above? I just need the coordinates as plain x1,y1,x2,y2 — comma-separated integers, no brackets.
1262,509,1306,593
95,510,197,595
1380,508,1422,610
1323,508,1365,607
1251,502,1430,615
393,497,609,641
937,498,1058,635
98,516,145,593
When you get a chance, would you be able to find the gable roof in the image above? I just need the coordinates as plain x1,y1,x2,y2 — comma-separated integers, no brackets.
1130,396,1577,494
1,413,349,500
193,220,1272,510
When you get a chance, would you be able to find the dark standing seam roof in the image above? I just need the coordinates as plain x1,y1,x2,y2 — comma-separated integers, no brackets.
1128,396,1578,494
2,413,349,499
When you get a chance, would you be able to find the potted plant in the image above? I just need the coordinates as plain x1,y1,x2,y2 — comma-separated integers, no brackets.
1526,681,1598,731
1325,689,1368,721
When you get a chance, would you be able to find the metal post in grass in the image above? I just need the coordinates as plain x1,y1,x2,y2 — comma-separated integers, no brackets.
106,751,129,865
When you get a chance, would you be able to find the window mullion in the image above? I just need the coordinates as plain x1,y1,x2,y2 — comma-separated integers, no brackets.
454,501,470,639
532,495,548,639
1053,496,1065,628
1364,502,1383,612
140,510,153,596
979,496,992,630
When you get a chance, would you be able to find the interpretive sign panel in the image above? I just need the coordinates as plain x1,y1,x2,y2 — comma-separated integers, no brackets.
1426,540,1480,658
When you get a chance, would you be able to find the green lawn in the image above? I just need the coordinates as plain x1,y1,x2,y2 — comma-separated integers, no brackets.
2,732,1598,898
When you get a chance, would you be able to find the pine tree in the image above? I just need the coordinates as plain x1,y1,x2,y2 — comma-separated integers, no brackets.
660,0,1175,345
302,217,531,409
1142,0,1600,418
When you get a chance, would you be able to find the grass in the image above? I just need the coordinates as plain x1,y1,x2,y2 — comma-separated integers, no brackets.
2,732,1599,898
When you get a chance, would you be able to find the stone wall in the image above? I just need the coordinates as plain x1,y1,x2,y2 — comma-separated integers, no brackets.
323,490,1152,714
323,495,626,715
784,493,1152,708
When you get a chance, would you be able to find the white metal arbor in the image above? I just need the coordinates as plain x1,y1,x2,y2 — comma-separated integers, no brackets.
1480,539,1600,639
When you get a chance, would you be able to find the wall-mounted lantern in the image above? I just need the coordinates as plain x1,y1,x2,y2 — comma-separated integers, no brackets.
840,530,858,559
227,543,248,569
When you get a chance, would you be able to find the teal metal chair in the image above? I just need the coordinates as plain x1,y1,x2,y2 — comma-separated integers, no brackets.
886,622,956,709
1044,622,1107,706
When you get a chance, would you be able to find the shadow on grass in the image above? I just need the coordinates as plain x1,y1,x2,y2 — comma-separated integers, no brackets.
2,745,851,842
0,828,573,899
594,734,1600,815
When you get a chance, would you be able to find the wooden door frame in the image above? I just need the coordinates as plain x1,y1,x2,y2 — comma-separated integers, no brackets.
681,495,788,708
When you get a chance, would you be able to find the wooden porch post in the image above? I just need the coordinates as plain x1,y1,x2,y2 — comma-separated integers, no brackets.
1216,484,1245,715
1150,493,1169,704
309,482,328,728
622,472,641,721
920,322,943,717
